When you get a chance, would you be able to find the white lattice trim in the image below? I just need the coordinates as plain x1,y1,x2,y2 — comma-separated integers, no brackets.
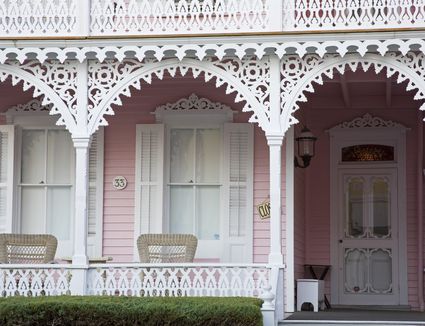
1,38,425,64
0,63,77,133
88,58,269,134
154,93,235,122
6,99,51,114
0,266,72,297
281,53,425,134
87,264,270,297
330,113,407,130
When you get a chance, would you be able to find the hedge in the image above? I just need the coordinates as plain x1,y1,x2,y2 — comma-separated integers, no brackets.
0,296,263,326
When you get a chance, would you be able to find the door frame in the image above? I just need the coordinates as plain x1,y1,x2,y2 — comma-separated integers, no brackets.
328,114,408,306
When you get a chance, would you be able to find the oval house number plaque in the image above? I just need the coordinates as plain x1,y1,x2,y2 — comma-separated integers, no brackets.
112,176,127,190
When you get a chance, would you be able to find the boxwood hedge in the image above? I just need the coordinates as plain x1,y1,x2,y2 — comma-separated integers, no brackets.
0,296,263,326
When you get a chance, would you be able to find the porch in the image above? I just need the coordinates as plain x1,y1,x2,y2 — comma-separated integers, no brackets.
284,309,425,325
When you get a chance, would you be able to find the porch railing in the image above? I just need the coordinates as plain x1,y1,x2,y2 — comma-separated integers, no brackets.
0,263,274,298
90,0,273,36
1,0,424,38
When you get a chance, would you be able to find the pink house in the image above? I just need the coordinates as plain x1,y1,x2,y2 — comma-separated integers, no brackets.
1,1,425,324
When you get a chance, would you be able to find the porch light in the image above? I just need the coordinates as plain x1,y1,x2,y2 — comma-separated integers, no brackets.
295,126,317,168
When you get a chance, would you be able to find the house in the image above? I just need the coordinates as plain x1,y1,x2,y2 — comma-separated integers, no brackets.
0,0,425,324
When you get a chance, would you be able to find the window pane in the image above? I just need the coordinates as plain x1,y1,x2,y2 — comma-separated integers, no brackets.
170,129,194,183
197,186,220,240
47,187,71,241
196,129,220,183
47,130,73,184
370,249,392,293
372,178,390,238
346,178,365,238
170,186,193,234
21,187,45,234
21,130,45,184
344,248,367,294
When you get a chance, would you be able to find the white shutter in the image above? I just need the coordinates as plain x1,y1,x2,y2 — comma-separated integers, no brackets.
0,125,14,233
223,123,253,263
134,124,164,259
87,128,104,257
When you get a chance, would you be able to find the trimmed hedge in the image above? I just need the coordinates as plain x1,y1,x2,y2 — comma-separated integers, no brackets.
0,296,263,326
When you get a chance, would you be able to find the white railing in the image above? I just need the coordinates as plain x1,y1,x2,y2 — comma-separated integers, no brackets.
90,0,272,35
0,0,79,37
288,0,425,31
0,264,73,296
1,0,425,37
0,263,272,298
86,263,270,297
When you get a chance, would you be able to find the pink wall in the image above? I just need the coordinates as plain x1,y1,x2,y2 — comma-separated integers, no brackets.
300,70,422,309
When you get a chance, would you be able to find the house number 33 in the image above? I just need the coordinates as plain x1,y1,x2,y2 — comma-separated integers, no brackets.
112,176,127,190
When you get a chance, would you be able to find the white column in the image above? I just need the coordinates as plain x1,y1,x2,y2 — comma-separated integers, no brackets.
267,55,284,266
72,137,90,266
267,134,284,266
285,126,295,312
72,61,90,266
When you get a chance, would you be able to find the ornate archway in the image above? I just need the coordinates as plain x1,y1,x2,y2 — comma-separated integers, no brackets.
87,57,271,135
280,52,425,134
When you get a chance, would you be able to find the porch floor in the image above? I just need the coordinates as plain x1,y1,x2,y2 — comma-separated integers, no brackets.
283,309,425,325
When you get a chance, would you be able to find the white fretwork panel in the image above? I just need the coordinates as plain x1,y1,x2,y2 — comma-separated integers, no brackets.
1,60,79,131
344,248,393,295
0,0,78,37
87,265,269,297
0,266,72,297
289,0,425,31
90,0,270,36
88,57,270,133
280,52,425,134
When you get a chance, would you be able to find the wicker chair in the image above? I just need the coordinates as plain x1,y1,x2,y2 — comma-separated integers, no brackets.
0,234,58,264
137,234,198,263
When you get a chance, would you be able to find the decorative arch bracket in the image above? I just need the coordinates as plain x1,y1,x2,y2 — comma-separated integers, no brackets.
87,57,271,134
279,52,425,135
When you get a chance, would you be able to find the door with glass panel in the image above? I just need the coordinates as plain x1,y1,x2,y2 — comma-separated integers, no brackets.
338,169,399,305
167,127,222,258
19,129,74,257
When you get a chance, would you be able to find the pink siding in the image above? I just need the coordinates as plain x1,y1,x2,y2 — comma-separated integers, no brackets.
301,70,422,309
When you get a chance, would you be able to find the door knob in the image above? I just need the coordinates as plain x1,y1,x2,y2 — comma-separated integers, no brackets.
339,239,343,243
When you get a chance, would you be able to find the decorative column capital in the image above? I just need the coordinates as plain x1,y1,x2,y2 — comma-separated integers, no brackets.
72,135,91,148
266,133,284,146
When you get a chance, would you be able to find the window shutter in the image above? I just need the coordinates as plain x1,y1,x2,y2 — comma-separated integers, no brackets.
134,124,164,258
0,126,14,233
223,123,253,263
87,128,104,257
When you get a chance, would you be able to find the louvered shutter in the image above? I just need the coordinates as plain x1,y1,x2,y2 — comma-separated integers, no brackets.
0,126,14,233
223,123,253,263
87,128,104,257
134,124,164,258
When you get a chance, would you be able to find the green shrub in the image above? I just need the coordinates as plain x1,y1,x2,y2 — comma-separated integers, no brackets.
0,296,263,326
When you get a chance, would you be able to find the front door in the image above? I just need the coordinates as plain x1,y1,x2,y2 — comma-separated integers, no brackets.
337,168,399,305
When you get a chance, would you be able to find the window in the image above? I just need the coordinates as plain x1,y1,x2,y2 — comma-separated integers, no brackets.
134,94,253,262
